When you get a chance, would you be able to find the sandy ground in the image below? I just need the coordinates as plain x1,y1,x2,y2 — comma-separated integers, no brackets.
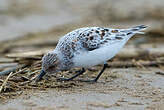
1,67,164,110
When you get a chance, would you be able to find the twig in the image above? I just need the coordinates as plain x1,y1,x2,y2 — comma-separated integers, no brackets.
156,71,164,76
0,79,4,82
0,64,27,76
0,95,6,100
0,60,15,63
10,67,28,77
20,73,39,86
0,72,13,93
117,48,164,59
108,61,164,68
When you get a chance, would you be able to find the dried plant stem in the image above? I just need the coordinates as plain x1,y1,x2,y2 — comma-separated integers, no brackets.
108,61,164,68
0,79,4,82
10,67,28,77
0,95,6,99
0,72,13,93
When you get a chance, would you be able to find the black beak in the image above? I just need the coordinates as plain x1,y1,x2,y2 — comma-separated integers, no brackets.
35,70,46,82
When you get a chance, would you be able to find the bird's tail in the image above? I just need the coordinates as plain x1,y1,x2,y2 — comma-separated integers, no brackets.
129,25,148,34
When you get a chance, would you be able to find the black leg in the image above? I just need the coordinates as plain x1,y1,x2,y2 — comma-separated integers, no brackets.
79,63,108,82
57,68,85,81
94,63,108,82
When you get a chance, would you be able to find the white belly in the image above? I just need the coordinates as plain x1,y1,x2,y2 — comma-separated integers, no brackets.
73,41,126,68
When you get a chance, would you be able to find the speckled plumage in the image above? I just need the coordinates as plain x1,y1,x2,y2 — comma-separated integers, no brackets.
55,25,146,68
37,25,147,81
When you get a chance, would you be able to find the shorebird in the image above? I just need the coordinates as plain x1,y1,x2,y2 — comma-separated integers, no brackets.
36,25,147,82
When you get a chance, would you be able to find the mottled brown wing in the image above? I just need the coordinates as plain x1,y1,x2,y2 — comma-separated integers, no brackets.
77,28,124,51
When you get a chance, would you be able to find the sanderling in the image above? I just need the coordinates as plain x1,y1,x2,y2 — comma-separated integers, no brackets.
36,25,147,82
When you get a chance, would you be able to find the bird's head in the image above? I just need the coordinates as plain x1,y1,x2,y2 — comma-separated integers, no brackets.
36,52,61,81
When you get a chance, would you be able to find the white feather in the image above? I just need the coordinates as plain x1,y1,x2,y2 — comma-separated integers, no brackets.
73,39,129,68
